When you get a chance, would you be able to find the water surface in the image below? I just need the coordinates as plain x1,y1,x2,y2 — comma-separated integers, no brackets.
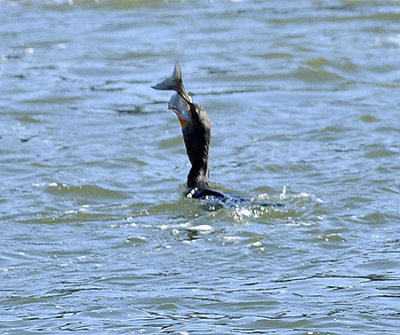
1,0,400,334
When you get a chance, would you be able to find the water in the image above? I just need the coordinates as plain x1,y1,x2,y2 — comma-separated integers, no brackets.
1,0,400,333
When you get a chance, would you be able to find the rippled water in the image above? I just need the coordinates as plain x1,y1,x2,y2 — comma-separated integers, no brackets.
1,0,400,334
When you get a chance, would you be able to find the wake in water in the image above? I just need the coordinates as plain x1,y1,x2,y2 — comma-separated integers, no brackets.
183,185,323,222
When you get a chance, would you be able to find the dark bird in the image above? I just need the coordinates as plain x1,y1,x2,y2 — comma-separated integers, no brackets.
152,62,282,207
152,62,238,201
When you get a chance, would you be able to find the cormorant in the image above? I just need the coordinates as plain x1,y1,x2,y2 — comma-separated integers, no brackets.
152,62,236,201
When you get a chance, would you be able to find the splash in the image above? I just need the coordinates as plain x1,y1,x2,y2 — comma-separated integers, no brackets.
196,185,324,223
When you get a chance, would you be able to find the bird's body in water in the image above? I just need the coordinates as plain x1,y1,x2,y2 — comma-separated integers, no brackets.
152,62,280,206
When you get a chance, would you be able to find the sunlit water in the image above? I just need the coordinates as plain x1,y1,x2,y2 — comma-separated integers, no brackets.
1,0,400,334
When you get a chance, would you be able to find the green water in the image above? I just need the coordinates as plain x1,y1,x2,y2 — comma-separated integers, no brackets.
1,0,400,334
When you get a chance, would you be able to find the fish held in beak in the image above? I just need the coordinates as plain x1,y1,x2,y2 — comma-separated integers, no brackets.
151,61,192,103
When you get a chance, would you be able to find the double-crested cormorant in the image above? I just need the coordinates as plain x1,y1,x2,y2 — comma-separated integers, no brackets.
152,62,234,201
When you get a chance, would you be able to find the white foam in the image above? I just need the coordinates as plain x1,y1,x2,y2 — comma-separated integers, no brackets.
187,225,213,232
388,33,400,47
224,236,241,241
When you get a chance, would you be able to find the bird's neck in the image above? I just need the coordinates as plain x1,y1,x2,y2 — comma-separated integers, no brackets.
183,103,212,190
187,162,210,190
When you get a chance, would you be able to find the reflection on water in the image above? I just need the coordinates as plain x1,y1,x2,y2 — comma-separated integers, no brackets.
1,0,400,334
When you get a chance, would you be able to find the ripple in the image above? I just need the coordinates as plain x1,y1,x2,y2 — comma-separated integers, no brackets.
45,183,129,199
364,145,399,159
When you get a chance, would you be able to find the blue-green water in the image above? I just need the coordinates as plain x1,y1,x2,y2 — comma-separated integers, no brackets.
1,0,400,334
